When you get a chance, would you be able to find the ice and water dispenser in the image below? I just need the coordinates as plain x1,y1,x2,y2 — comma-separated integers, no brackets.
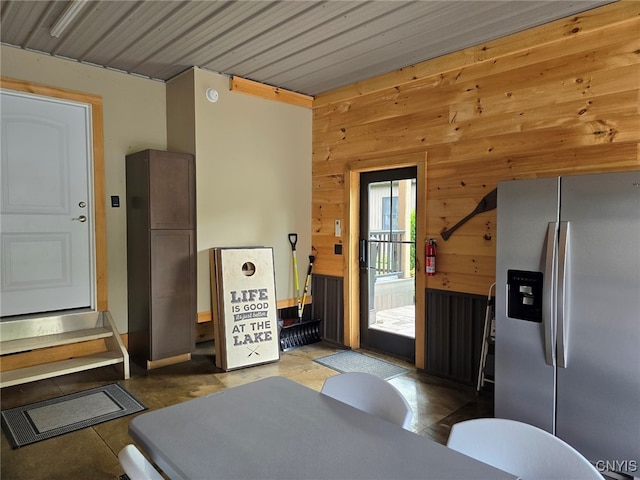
507,270,543,322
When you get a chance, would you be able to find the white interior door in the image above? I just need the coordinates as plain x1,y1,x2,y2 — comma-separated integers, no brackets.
1,90,94,317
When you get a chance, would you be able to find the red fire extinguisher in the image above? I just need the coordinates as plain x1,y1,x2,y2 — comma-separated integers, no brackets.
426,239,437,276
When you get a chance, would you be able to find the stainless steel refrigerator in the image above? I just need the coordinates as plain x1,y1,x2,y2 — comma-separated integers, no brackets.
495,170,640,475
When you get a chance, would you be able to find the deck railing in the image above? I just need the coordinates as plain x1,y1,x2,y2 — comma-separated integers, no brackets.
369,230,406,277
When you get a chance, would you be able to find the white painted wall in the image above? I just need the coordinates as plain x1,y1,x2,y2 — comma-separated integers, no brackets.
2,47,312,332
168,68,312,315
1,45,167,333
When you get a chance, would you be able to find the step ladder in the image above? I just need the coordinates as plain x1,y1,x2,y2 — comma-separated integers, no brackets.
477,282,496,393
0,310,129,388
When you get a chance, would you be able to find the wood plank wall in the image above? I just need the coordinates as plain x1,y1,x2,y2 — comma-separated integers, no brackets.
312,2,640,300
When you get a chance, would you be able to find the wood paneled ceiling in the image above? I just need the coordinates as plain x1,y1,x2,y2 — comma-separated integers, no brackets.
1,0,614,96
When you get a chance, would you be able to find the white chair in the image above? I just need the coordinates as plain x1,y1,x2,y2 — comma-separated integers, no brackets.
320,372,413,429
446,418,603,480
118,444,164,480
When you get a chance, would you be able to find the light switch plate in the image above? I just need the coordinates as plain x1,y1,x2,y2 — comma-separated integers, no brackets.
334,219,341,237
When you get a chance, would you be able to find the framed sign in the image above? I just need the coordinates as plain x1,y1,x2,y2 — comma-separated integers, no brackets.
210,247,280,371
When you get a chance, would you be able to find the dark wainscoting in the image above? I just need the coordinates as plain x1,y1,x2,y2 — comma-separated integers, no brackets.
424,289,487,386
311,275,344,345
308,279,486,386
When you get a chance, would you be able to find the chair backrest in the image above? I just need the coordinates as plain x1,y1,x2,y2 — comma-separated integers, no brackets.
320,372,413,429
118,444,164,480
447,418,603,480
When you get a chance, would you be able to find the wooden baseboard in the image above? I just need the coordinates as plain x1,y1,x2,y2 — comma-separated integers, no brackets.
277,297,312,309
196,321,215,343
147,353,191,370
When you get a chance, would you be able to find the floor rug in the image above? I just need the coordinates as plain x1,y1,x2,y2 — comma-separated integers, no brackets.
314,350,409,380
1,383,146,448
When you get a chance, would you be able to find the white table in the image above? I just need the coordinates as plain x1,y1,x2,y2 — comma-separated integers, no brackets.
130,376,517,480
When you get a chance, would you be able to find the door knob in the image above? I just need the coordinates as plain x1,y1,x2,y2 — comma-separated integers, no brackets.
72,215,87,222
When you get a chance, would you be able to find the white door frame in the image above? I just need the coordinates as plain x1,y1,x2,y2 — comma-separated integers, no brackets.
0,77,107,313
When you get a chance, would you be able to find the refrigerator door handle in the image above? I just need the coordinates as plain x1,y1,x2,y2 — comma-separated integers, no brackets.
543,222,558,367
557,221,570,368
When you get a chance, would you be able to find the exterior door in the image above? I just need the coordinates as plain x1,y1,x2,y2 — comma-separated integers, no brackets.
0,90,94,317
359,167,416,361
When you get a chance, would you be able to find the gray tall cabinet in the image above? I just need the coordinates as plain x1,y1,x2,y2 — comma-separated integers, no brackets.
126,149,196,369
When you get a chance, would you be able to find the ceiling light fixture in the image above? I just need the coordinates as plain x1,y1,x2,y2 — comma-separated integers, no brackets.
50,0,88,38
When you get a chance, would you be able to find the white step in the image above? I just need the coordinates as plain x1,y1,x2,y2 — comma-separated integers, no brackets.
0,327,113,355
0,311,130,388
0,351,124,388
